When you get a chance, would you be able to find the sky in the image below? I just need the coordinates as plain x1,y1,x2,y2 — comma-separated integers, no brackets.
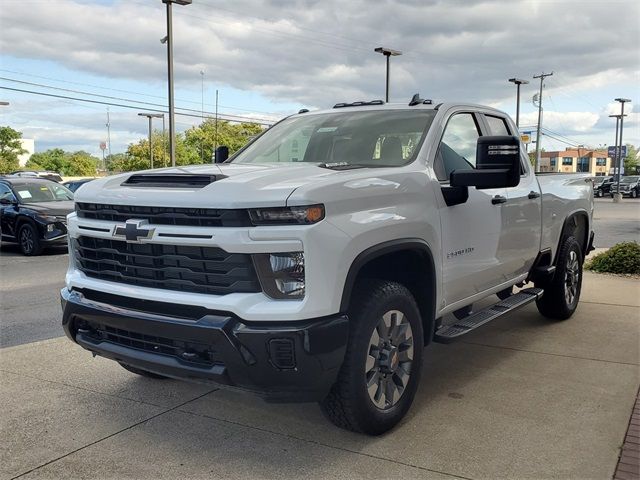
0,0,639,159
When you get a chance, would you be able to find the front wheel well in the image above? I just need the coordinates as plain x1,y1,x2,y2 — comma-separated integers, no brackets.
341,243,436,345
558,212,589,261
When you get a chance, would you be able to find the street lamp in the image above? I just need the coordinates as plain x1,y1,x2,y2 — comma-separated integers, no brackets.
374,47,402,103
613,98,632,198
138,113,164,169
161,0,192,167
508,78,529,128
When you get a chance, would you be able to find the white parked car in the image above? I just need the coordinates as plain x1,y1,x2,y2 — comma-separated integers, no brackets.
61,99,594,434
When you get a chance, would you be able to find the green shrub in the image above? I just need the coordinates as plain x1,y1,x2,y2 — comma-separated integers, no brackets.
585,242,640,274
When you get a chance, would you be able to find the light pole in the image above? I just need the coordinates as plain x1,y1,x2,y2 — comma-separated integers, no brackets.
374,47,402,103
508,78,529,128
0,101,9,106
614,98,631,198
138,113,164,169
161,0,192,167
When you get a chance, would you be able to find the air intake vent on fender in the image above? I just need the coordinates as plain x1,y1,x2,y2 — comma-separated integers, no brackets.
121,174,223,188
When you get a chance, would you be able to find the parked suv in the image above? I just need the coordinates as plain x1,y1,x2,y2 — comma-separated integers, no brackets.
0,177,74,255
61,100,594,434
594,176,614,197
611,176,640,198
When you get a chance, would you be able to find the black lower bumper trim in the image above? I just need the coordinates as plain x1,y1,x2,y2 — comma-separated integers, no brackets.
61,288,348,402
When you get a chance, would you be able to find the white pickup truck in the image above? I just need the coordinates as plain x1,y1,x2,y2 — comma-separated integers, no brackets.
61,99,594,435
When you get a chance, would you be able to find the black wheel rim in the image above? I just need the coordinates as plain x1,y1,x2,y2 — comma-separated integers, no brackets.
20,228,34,253
365,310,414,410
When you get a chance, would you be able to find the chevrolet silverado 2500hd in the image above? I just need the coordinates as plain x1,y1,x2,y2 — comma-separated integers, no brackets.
61,100,594,435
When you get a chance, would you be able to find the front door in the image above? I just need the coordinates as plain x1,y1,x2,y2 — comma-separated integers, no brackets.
433,110,511,308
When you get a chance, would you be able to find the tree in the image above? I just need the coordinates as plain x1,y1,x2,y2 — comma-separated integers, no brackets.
27,148,99,176
117,131,199,172
623,144,638,174
184,119,264,162
0,126,27,174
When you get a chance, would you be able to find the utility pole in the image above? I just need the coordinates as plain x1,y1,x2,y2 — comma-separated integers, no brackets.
614,98,632,198
533,71,553,172
162,0,192,167
106,108,112,159
214,89,219,155
508,78,529,128
200,69,205,162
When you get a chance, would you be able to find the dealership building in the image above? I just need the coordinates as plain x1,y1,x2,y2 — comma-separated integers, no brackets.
539,148,612,175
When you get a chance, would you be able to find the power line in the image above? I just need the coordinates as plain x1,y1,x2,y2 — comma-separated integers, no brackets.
0,68,282,116
0,86,275,126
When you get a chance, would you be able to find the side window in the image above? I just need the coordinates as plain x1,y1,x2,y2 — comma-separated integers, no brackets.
434,113,481,181
485,115,511,136
0,184,16,202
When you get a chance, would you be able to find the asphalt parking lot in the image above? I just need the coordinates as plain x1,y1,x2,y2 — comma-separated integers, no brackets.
1,196,639,479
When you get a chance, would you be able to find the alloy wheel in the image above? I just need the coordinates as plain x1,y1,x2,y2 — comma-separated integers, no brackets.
20,228,34,254
365,310,414,410
564,250,580,305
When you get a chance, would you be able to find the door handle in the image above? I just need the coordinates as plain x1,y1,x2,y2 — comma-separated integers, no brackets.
492,195,507,205
528,191,541,199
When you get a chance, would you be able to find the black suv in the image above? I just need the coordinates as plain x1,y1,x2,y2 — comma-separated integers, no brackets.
0,177,74,255
594,176,615,197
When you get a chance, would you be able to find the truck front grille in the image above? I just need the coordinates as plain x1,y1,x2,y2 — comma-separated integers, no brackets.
76,203,251,227
73,236,261,296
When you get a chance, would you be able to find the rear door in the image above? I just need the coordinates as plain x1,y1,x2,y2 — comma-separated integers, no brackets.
481,113,542,277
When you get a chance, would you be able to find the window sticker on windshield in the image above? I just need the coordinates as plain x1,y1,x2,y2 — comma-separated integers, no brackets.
18,190,32,199
317,127,338,133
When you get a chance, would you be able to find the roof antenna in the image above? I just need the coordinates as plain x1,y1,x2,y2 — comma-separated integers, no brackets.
409,93,424,106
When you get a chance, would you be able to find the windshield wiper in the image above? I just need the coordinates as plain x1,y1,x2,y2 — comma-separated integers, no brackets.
318,162,368,171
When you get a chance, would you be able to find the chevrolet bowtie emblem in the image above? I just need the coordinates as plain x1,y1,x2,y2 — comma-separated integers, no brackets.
113,219,155,243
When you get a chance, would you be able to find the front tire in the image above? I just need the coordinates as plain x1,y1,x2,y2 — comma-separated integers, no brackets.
536,236,583,320
18,223,43,256
320,279,424,435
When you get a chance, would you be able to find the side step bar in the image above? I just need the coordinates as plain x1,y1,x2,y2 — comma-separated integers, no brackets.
434,287,543,343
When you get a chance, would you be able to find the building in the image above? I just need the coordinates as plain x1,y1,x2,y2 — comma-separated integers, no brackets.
18,138,35,167
539,148,611,176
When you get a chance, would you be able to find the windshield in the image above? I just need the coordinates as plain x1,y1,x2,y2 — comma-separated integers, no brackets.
231,110,437,167
14,182,73,203
621,176,639,183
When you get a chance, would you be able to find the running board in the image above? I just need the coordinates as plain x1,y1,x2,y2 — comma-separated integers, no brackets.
434,287,543,343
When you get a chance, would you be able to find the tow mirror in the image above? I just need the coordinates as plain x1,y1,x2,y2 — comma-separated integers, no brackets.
450,135,521,189
214,146,229,163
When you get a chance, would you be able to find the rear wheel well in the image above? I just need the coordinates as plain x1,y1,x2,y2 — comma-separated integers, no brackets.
341,244,436,345
558,212,589,260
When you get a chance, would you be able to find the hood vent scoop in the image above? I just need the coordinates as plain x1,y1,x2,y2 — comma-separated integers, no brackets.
121,173,224,188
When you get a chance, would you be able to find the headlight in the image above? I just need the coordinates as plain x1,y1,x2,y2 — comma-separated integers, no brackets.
253,252,305,299
248,205,324,225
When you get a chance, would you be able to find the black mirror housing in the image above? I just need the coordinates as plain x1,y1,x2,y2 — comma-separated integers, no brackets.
214,146,229,163
450,135,521,189
0,197,16,205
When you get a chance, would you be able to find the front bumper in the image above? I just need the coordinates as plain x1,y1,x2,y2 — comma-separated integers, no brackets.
61,288,348,402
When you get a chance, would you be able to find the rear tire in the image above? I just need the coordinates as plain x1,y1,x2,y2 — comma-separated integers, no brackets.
536,236,583,320
119,363,169,379
320,279,424,435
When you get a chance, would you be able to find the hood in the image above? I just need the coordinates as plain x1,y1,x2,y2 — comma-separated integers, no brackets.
20,200,75,216
74,163,341,209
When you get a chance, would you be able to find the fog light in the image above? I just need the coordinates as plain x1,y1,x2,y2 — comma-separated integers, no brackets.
253,252,305,299
46,223,55,232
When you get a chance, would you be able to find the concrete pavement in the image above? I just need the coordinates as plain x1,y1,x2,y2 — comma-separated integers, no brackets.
1,271,638,480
